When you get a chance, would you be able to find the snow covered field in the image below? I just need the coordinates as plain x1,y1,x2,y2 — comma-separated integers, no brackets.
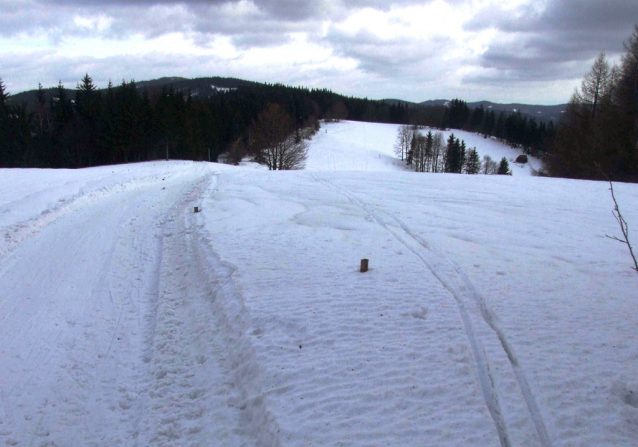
0,121,637,446
305,120,542,174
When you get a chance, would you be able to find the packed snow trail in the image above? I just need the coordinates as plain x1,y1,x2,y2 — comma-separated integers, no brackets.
0,163,251,446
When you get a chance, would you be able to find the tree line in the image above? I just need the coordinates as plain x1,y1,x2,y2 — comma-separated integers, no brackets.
0,75,404,169
443,99,555,158
544,25,638,181
395,125,510,175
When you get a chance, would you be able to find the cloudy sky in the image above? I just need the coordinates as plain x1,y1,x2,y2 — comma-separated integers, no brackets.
1,0,636,104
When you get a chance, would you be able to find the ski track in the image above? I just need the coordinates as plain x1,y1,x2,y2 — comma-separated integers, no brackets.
311,173,553,447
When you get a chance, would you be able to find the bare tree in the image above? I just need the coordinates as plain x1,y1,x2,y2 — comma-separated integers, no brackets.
432,131,445,173
393,125,411,161
482,155,499,175
600,168,638,273
251,103,308,170
227,137,247,165
325,102,349,122
578,52,612,119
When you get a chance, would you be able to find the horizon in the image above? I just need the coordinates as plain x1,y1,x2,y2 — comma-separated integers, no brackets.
7,75,570,108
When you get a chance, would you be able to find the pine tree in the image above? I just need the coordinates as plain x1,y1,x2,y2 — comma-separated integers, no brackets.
482,109,496,137
424,130,434,172
497,157,511,175
0,78,8,112
465,148,481,174
458,140,467,173
0,79,10,167
444,133,456,173
74,73,101,166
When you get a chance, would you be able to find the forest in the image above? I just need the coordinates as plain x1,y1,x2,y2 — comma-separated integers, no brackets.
546,25,638,181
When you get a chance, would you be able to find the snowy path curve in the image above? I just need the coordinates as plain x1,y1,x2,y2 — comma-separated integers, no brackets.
311,173,553,447
0,169,192,264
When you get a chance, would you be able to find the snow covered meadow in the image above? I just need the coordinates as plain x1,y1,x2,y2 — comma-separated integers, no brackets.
0,120,637,446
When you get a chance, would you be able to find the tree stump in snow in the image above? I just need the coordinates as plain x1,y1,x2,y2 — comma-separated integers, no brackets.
194,206,199,213
360,259,369,273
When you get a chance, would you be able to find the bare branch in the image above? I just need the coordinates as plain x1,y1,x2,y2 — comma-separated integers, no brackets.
599,164,638,273
606,234,628,243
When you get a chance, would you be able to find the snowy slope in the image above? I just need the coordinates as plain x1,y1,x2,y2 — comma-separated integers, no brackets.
0,121,637,446
306,120,541,175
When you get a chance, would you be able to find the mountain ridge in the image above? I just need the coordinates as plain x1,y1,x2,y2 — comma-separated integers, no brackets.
7,76,566,122
382,98,566,122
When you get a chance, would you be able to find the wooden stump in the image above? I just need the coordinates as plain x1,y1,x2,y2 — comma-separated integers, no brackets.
194,206,199,213
360,259,369,273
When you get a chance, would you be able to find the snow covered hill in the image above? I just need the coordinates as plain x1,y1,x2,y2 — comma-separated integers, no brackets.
306,120,542,175
0,122,637,446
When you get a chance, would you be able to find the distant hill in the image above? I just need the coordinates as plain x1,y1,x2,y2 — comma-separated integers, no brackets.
7,76,261,107
382,98,567,123
8,76,567,123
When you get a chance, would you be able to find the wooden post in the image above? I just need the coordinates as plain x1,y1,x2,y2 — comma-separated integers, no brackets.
194,206,199,213
360,259,369,273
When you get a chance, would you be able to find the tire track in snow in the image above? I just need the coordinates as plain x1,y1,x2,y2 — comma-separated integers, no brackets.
191,173,283,447
0,169,206,446
137,171,279,446
311,174,515,447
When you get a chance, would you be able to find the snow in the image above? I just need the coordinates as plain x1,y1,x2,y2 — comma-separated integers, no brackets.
306,120,541,174
1,121,637,446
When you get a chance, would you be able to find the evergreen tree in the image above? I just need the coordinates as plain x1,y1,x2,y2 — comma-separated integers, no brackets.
482,109,496,137
0,78,8,111
497,157,511,175
34,83,50,134
465,148,481,174
74,73,101,166
0,79,11,166
469,105,485,132
424,130,434,172
444,133,456,173
458,140,467,173
446,99,470,129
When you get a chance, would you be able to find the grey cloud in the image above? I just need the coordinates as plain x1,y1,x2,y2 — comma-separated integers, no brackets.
464,0,635,85
36,0,454,25
467,0,636,37
325,27,454,78
0,51,234,93
2,0,325,48
1,0,457,49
